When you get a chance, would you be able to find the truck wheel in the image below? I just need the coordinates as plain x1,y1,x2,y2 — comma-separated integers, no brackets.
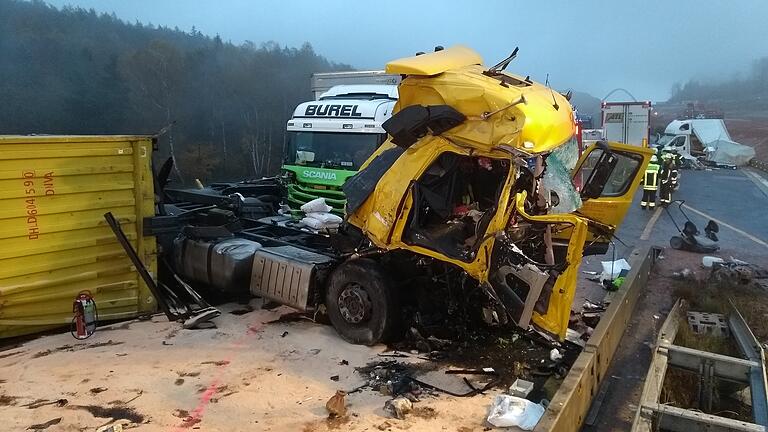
670,236,684,250
325,258,399,345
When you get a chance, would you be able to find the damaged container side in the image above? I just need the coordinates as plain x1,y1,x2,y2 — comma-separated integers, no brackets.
0,135,157,338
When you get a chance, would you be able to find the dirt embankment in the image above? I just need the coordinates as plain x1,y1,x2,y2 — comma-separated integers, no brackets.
725,116,768,161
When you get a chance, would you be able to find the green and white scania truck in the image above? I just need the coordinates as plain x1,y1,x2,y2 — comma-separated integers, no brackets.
282,71,400,215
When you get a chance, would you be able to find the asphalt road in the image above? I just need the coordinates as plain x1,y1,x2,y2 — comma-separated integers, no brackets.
581,166,768,431
598,166,768,264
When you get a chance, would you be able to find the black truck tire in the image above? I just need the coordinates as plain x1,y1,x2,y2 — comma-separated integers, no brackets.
324,258,399,345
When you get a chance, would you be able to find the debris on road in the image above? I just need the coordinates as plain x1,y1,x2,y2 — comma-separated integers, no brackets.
600,258,631,283
325,390,347,418
95,419,137,432
672,268,695,280
26,417,61,430
665,200,720,253
549,348,563,362
701,255,724,268
509,379,534,398
486,394,545,429
706,256,768,289
384,396,413,419
687,311,729,337
104,212,221,328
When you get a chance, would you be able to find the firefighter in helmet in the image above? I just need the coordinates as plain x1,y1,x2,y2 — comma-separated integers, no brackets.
641,155,660,209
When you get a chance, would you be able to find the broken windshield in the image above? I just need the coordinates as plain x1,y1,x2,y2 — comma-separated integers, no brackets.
289,131,386,170
656,133,676,147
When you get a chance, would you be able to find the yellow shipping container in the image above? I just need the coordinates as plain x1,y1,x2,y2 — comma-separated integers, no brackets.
0,135,157,338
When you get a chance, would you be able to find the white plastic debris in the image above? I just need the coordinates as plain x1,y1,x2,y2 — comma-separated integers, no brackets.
301,217,340,230
672,268,695,280
384,396,412,419
600,259,631,282
305,212,343,225
549,348,563,362
300,197,333,213
509,378,535,398
702,256,725,268
487,395,545,429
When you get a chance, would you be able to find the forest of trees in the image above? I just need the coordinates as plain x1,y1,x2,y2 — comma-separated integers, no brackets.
669,57,768,106
0,0,351,182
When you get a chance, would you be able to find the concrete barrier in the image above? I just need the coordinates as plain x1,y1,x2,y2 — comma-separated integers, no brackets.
534,245,658,432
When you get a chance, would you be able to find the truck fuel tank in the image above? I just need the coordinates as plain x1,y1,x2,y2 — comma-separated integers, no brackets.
173,237,261,293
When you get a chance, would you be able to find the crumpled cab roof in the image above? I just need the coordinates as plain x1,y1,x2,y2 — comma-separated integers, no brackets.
385,46,576,155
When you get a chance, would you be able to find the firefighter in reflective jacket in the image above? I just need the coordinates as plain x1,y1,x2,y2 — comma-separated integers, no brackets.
641,155,660,209
670,153,680,191
659,156,673,205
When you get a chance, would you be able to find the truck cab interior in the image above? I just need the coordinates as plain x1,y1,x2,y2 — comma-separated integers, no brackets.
403,152,510,261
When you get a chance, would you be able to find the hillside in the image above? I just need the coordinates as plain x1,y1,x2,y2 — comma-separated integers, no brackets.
0,0,350,182
569,91,602,125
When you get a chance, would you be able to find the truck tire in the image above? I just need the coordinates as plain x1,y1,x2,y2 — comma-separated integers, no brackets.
325,258,400,345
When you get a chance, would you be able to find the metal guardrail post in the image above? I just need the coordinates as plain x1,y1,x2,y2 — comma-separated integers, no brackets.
728,299,768,426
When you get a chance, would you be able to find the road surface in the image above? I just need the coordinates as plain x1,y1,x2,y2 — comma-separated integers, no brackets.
583,166,768,431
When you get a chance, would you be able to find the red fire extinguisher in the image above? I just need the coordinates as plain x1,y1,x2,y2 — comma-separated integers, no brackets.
72,291,98,339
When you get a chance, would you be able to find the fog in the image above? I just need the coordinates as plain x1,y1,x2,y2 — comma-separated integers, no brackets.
42,0,768,101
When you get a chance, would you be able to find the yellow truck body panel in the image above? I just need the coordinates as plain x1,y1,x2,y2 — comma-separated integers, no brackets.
348,48,652,339
0,135,157,338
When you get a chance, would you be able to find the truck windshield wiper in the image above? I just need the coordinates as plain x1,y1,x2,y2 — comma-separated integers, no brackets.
484,47,519,75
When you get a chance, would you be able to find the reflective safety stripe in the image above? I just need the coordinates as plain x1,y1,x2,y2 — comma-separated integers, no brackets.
643,172,658,190
644,162,660,189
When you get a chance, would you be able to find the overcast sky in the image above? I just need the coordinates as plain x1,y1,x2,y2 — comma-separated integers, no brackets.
46,0,768,101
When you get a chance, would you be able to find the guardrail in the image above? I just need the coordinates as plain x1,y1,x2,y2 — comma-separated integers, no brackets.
631,299,768,431
534,245,659,432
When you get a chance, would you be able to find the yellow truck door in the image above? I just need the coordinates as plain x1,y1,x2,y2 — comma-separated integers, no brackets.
572,141,654,244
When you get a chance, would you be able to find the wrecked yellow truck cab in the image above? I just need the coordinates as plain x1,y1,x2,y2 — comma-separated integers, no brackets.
341,46,652,341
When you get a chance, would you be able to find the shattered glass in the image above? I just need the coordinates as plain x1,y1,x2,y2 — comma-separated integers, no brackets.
541,138,582,214
550,137,580,170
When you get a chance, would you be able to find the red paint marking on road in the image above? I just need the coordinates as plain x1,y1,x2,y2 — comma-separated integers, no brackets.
171,320,266,431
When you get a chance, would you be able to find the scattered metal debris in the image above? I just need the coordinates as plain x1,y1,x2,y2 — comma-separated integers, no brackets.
26,417,61,431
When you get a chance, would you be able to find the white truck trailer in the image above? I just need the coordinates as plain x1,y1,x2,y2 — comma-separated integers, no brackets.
601,101,652,147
